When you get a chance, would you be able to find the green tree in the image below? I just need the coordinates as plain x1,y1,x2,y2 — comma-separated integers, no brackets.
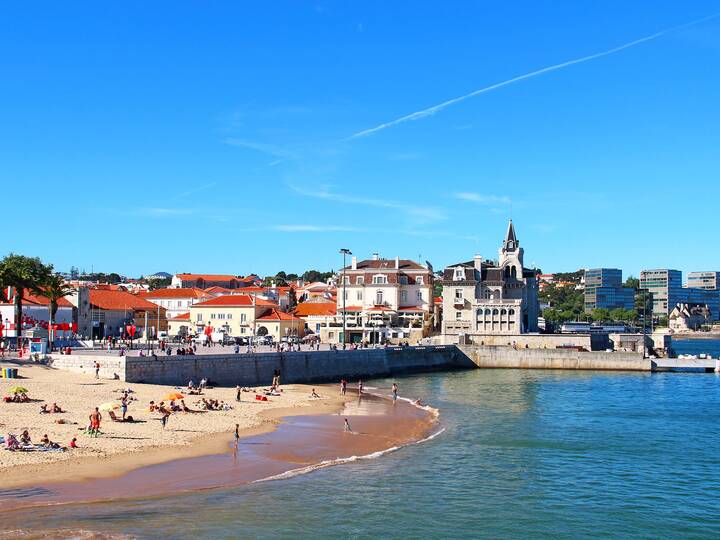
624,276,640,290
0,254,53,345
37,274,75,351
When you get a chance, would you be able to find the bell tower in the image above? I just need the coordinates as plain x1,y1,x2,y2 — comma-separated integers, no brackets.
499,220,524,275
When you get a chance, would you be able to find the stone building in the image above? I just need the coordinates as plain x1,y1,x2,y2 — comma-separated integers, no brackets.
669,303,711,333
441,221,539,339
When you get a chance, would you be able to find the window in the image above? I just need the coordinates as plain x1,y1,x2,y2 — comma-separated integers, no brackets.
344,291,349,300
356,291,363,301
455,311,462,320
342,276,350,285
227,313,232,319
356,276,364,285
399,276,408,285
372,275,388,284
455,289,463,301
240,313,247,323
241,327,246,334
416,276,424,285
197,314,203,322
376,291,384,305
453,267,464,281
210,313,216,319
417,290,422,299
401,290,408,301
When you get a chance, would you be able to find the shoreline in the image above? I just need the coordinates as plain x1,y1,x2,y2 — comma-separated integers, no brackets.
0,392,439,511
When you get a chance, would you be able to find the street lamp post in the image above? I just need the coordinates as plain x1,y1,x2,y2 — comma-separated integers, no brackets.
339,248,352,348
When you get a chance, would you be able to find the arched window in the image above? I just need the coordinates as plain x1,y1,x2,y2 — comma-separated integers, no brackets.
511,266,517,278
509,309,515,316
501,309,507,315
476,309,483,321
504,266,511,278
485,309,491,315
492,309,499,315
375,291,384,305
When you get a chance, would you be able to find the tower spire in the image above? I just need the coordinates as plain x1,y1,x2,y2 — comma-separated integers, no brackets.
503,219,518,251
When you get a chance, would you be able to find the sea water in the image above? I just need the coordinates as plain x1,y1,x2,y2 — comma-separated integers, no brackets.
4,369,720,539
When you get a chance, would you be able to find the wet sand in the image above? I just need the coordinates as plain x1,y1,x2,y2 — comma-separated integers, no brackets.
0,393,439,512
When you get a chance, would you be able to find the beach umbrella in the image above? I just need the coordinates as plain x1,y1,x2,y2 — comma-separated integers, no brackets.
164,392,184,401
99,402,120,411
9,386,28,394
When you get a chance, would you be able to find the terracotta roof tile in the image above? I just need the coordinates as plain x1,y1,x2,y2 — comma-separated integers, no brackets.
90,289,160,311
294,303,337,317
257,309,304,321
141,288,208,299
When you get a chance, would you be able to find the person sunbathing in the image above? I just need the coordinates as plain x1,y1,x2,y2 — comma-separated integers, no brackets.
51,403,64,413
170,400,181,412
148,400,158,412
18,392,30,403
180,399,204,413
311,389,321,398
39,404,49,414
5,433,21,451
20,430,32,445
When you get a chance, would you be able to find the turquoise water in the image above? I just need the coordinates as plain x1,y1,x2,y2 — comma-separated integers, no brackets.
5,369,720,539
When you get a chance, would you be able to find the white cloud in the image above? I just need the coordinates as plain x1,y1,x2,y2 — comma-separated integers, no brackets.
288,183,447,224
455,192,511,205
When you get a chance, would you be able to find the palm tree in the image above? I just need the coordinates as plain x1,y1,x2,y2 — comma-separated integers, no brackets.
0,254,52,352
38,274,75,351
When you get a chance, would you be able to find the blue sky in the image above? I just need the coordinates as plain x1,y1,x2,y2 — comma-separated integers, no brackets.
2,1,719,279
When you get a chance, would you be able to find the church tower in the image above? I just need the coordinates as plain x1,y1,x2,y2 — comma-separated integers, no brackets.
499,220,524,279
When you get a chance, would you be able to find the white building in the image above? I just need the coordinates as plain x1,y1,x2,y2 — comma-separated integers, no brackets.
321,255,434,344
139,288,210,319
441,221,539,339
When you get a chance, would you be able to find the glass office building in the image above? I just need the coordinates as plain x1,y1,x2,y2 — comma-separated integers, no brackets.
640,269,720,320
584,268,635,312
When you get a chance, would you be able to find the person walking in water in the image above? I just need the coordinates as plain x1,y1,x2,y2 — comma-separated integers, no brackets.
344,418,352,432
234,423,240,449
391,382,398,402
357,379,364,397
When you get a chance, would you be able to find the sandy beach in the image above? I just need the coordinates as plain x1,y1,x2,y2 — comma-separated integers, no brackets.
0,363,347,489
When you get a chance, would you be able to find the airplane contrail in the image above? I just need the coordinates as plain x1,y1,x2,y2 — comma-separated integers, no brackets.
346,12,720,140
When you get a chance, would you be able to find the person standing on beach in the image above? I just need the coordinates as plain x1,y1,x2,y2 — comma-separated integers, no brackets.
391,382,398,402
161,408,170,429
121,395,128,420
236,385,242,402
89,407,102,436
234,423,240,449
357,380,364,396
340,379,347,396
94,361,100,379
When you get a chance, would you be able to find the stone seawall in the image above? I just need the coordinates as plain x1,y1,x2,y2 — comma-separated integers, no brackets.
123,346,473,386
459,345,652,371
48,354,127,380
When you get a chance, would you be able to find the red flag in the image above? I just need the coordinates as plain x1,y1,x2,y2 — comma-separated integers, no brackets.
127,325,137,337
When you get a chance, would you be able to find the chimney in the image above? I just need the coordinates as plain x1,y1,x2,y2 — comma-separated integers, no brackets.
351,256,357,270
372,253,379,261
395,256,400,269
473,254,483,271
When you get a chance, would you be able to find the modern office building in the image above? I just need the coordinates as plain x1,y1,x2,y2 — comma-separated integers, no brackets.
687,271,720,291
640,269,720,321
584,268,635,312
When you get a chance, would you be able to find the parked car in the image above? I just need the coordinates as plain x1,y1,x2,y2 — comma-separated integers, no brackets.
254,335,274,346
280,336,300,344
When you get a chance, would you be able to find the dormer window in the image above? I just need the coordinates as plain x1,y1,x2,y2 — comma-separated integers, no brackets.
372,274,388,284
453,267,465,281
399,276,408,285
416,276,424,285
356,276,364,285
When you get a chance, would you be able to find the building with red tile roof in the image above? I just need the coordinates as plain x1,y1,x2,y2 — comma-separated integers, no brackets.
171,273,259,290
138,288,210,318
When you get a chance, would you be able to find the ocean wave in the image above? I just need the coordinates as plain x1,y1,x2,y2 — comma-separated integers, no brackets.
0,529,132,540
253,396,445,484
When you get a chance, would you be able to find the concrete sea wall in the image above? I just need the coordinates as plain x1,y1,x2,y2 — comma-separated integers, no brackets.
459,345,652,371
47,344,652,386
122,345,473,386
48,354,127,380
